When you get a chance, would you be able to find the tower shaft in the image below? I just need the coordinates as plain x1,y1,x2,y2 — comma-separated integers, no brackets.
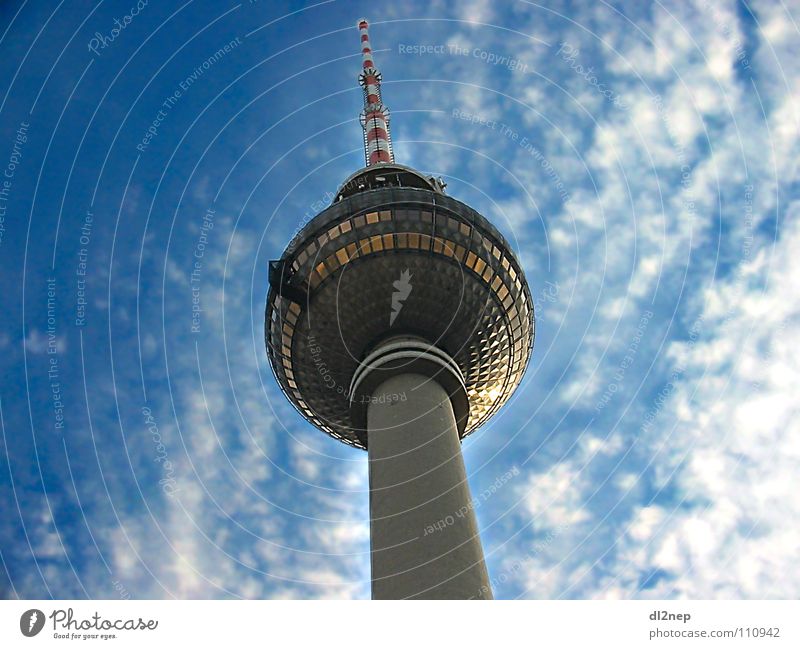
367,372,492,599
358,19,394,166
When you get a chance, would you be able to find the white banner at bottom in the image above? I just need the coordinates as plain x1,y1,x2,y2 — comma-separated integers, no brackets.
1,600,797,648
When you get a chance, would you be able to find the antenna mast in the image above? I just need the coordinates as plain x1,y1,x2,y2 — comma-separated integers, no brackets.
358,19,394,166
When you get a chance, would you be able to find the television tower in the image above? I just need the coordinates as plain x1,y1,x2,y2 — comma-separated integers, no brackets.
266,19,534,599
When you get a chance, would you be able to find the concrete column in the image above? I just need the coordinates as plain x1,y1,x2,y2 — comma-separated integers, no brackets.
367,372,492,599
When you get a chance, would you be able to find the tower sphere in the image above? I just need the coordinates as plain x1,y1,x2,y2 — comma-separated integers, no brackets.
265,164,534,449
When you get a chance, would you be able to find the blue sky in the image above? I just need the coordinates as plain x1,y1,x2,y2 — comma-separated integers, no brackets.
1,0,798,599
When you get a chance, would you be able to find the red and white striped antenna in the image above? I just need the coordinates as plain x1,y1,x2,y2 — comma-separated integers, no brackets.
357,19,394,166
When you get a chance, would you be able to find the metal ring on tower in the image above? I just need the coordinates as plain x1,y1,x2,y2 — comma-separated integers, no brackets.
349,337,469,446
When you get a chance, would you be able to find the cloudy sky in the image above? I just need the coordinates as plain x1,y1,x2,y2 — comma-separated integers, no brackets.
1,0,798,599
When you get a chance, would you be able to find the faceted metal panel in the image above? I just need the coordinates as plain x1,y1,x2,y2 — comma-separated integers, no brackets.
265,185,534,449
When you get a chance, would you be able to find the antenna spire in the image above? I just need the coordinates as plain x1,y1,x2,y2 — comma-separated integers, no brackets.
357,19,394,166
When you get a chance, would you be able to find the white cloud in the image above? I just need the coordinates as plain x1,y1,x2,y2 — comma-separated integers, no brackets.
521,462,590,530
